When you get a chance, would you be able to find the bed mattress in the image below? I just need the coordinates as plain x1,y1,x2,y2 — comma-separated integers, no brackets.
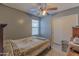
10,36,49,56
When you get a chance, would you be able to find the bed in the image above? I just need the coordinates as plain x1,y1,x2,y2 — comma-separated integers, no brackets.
4,36,50,56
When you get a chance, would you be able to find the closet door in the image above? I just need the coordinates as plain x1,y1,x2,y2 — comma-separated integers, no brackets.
52,14,78,45
52,18,63,45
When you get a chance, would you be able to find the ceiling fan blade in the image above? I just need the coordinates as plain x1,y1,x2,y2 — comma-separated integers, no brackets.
47,7,57,10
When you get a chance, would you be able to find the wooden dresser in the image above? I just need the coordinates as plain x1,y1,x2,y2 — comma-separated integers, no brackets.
73,26,79,38
0,24,7,55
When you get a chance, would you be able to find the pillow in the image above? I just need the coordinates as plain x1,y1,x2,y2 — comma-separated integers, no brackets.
73,37,79,44
70,37,79,52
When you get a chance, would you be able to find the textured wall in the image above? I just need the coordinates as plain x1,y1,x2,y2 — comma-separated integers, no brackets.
0,4,39,39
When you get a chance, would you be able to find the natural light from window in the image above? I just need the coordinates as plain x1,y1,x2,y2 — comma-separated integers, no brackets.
32,19,39,35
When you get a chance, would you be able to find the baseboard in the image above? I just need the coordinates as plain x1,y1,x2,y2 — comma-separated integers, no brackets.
51,42,61,49
54,42,61,46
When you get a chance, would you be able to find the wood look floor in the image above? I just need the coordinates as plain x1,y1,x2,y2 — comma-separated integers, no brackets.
39,44,66,56
45,49,66,56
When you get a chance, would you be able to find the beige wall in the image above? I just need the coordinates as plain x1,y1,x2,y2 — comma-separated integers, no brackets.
0,4,39,39
51,6,79,45
52,14,78,45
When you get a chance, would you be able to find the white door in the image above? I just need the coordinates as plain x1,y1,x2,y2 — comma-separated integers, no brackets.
52,14,78,45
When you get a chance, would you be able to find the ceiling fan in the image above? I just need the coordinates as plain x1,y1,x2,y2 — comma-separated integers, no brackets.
33,3,58,16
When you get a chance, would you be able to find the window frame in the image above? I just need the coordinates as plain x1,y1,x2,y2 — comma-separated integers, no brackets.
32,19,40,36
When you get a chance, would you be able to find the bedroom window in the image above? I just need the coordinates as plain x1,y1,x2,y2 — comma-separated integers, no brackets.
32,19,39,35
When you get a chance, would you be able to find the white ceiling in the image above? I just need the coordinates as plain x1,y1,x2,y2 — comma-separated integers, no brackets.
3,3,79,17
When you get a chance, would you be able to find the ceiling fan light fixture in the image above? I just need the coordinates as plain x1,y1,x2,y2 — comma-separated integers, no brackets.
42,10,47,16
